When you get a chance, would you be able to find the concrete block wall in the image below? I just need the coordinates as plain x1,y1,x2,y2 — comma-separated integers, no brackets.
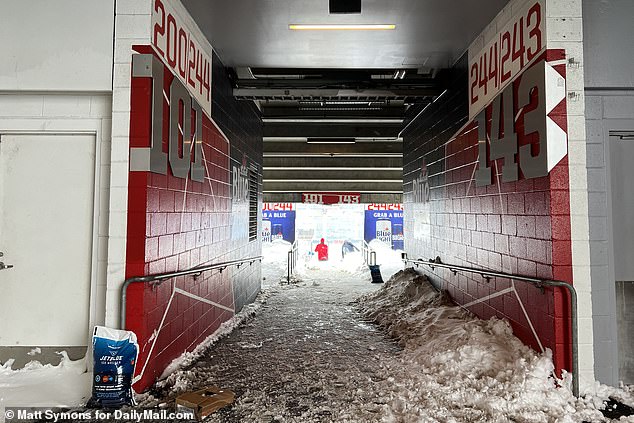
0,1,114,91
125,84,234,389
582,0,634,388
123,52,262,391
545,0,595,385
211,52,263,312
105,0,153,328
125,53,262,390
404,0,594,384
110,1,263,390
404,54,573,373
0,0,116,334
584,90,634,386
583,93,614,385
0,93,113,332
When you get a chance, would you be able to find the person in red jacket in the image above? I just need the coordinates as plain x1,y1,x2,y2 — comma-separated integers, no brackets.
315,238,329,261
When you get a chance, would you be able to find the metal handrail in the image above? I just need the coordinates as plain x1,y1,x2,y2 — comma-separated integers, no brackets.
362,241,377,266
404,255,579,398
120,256,263,329
287,241,299,282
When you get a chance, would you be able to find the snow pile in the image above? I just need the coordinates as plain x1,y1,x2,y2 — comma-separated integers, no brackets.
368,238,404,281
0,352,91,408
261,239,294,286
356,268,631,422
332,251,370,279
266,237,406,284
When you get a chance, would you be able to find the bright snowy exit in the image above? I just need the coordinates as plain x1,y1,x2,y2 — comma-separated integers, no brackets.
1,0,633,421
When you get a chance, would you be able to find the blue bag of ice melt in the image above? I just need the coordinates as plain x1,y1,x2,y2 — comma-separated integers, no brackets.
87,326,139,408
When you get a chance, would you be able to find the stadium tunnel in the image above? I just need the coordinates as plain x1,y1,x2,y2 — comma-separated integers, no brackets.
1,0,633,394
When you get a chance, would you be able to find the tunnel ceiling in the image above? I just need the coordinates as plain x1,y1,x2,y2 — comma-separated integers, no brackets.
182,0,511,202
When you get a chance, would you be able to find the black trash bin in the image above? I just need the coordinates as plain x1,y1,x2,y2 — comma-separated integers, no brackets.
369,264,383,283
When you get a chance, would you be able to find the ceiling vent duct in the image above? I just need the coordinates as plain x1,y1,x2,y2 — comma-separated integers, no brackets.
329,0,361,14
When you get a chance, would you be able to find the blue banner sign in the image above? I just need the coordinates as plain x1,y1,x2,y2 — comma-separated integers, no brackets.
364,204,404,250
262,203,296,243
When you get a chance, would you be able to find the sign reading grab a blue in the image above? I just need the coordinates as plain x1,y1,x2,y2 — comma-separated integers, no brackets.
262,203,296,243
364,204,404,250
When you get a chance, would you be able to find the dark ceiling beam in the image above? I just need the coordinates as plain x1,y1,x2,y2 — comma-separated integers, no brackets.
249,68,415,76
234,88,441,100
263,156,403,168
263,141,402,154
234,78,439,89
261,106,407,119
259,99,406,107
263,123,402,138
264,169,402,180
263,181,403,192
244,67,436,79
263,192,403,203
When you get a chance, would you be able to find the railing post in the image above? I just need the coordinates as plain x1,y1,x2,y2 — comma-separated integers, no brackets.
293,242,297,273
287,249,292,283
543,280,579,398
363,240,372,265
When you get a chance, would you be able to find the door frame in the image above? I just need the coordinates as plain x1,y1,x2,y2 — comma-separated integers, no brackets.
603,118,634,384
0,124,104,355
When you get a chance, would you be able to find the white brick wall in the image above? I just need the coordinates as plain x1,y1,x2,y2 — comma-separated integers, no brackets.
104,0,152,327
544,0,595,388
467,0,596,387
0,1,114,91
584,90,634,386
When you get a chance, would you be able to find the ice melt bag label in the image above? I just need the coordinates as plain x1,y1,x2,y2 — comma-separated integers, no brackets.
88,326,139,408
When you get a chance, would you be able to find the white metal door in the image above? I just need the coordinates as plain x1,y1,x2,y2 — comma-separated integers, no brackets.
0,134,95,346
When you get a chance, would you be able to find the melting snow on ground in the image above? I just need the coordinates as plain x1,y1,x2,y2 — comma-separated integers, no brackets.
137,244,634,423
262,237,403,285
2,242,633,422
261,239,294,287
152,289,272,393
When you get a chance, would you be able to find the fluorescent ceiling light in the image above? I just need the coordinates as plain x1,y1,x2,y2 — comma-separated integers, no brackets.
263,179,402,183
262,118,403,124
298,107,383,111
306,138,356,144
263,137,307,142
289,24,396,30
299,101,388,105
263,137,400,142
262,153,403,157
263,167,402,171
263,190,403,194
